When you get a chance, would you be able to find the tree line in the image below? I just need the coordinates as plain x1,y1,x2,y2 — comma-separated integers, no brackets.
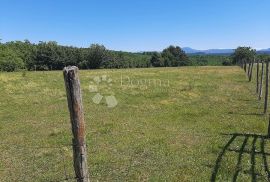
0,40,194,72
2,40,266,72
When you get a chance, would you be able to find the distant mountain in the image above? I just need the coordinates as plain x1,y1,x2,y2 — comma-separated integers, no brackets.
182,47,200,54
204,49,234,54
257,48,270,54
260,48,270,52
182,47,234,55
182,47,270,55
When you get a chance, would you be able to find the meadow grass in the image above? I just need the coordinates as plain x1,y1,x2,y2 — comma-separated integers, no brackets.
0,66,269,181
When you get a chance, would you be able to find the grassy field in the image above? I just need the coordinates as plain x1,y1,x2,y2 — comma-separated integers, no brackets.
0,66,270,181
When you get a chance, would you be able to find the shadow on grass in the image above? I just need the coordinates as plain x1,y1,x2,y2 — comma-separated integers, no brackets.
211,133,270,182
235,80,249,83
227,112,264,116
236,98,254,102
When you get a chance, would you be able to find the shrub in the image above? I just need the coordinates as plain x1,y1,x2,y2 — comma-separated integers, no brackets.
222,58,233,66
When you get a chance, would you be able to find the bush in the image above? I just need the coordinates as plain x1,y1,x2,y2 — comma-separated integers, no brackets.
222,58,233,66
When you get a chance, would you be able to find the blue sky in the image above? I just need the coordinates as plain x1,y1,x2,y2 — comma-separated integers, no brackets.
1,0,269,52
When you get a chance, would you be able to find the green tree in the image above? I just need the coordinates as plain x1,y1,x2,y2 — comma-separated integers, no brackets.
35,41,64,70
84,44,108,69
232,46,256,65
150,52,164,67
150,46,190,67
162,46,190,66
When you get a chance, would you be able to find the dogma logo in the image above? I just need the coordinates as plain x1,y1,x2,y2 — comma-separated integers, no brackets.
89,75,118,108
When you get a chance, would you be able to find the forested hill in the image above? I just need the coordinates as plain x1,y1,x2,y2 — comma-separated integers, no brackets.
0,40,227,72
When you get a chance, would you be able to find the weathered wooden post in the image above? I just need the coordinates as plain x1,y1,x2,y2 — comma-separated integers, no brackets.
259,61,264,100
268,115,270,137
248,59,254,82
247,61,251,77
256,59,259,93
244,60,247,72
265,60,269,114
63,66,89,182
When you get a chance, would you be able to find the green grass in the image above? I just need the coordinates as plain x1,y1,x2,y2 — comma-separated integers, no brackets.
0,66,269,181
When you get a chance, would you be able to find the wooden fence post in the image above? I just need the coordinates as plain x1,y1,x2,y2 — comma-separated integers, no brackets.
248,59,254,82
247,62,251,77
256,59,259,93
240,60,242,68
268,116,270,137
265,61,269,114
259,62,264,100
63,66,89,182
244,61,247,72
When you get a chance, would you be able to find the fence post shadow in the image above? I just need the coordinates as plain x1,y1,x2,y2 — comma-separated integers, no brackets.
211,133,270,182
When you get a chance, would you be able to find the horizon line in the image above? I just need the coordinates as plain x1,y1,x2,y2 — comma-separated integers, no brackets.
1,39,269,53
